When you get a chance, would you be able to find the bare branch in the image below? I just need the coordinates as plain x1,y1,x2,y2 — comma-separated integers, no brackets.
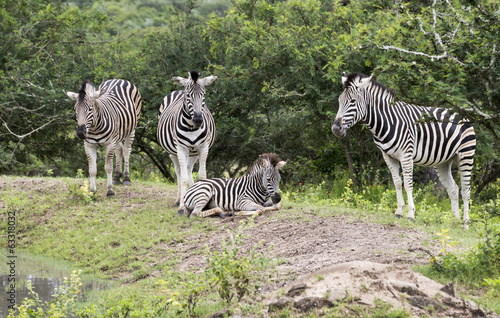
2,117,59,140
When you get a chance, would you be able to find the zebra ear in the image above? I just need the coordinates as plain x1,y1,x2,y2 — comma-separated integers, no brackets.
260,156,270,168
341,72,348,85
358,74,372,89
276,161,286,169
172,76,189,86
89,90,102,100
66,91,79,100
198,76,218,86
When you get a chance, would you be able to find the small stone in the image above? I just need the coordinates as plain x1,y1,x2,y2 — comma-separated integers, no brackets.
327,289,347,303
408,296,444,312
294,297,334,312
467,300,486,317
268,297,294,312
390,280,426,296
440,282,456,297
287,283,307,297
208,309,231,318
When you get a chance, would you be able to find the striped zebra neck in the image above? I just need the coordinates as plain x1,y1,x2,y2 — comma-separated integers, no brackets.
180,108,202,130
363,86,396,134
246,170,270,199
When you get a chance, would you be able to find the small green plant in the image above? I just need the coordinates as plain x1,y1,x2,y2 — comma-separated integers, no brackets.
206,217,269,304
9,270,83,318
76,168,85,179
66,179,98,203
179,276,207,317
483,277,500,294
429,228,460,269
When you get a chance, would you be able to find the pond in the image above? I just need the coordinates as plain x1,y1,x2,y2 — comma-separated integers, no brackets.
1,250,115,317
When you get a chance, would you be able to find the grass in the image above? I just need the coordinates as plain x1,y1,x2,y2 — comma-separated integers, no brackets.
1,175,499,317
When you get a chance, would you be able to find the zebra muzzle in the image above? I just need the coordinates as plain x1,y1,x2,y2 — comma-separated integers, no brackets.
76,125,88,140
192,114,203,128
331,118,344,137
272,192,281,204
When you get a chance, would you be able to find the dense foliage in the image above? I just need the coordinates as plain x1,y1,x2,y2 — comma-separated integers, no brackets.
1,0,499,197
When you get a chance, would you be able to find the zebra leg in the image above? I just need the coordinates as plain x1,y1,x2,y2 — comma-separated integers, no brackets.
113,142,123,185
233,199,265,216
382,153,405,218
170,154,181,206
198,144,210,180
104,143,117,197
122,132,135,186
192,207,225,218
176,147,190,212
435,163,460,221
457,152,475,230
84,142,98,193
401,155,416,220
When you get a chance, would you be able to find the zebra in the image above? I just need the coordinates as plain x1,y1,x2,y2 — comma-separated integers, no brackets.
66,79,142,197
157,70,218,213
331,73,475,229
183,153,286,218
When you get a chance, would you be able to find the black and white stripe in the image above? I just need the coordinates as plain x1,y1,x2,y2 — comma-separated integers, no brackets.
183,153,286,218
66,79,142,197
332,73,475,229
157,70,217,212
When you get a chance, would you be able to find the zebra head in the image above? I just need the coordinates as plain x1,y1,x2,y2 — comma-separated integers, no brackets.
332,72,372,138
172,71,218,129
256,153,287,204
66,80,101,140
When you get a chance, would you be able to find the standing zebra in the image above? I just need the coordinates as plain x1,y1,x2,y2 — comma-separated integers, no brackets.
183,153,286,218
331,73,475,229
157,71,217,213
66,79,142,197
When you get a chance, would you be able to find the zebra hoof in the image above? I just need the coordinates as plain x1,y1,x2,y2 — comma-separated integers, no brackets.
394,214,403,219
407,217,415,222
106,190,115,197
175,202,180,207
219,213,227,219
177,209,185,216
112,179,122,185
228,211,234,217
123,180,131,186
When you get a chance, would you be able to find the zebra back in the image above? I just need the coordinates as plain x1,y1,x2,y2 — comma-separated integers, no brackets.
86,79,142,144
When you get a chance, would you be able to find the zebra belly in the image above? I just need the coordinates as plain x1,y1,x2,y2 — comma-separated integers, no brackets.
413,122,463,167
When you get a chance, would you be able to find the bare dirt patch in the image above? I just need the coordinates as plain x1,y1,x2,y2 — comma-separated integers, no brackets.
163,210,498,317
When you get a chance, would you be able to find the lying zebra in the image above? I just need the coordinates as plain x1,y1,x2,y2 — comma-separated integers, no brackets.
182,153,286,218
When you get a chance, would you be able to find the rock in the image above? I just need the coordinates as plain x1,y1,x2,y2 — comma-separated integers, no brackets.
327,289,347,303
440,282,456,297
389,280,426,296
287,283,307,297
294,297,334,312
467,300,487,317
408,296,444,312
268,297,294,312
442,296,465,310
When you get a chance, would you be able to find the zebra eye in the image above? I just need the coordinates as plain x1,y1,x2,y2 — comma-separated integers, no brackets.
350,99,356,103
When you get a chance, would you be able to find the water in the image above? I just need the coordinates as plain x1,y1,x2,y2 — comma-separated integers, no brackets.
0,250,114,317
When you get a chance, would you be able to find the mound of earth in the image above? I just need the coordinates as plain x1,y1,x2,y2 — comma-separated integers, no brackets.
265,261,499,317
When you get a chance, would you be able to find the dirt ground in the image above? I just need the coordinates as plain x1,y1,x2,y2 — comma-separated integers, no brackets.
166,210,499,317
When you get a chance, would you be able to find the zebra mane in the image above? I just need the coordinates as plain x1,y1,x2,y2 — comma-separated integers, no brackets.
189,70,200,83
344,72,394,98
78,80,96,103
246,153,283,175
